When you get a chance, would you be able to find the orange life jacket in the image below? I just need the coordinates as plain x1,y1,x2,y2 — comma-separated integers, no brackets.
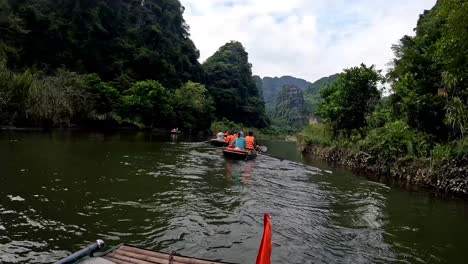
223,134,230,142
245,136,255,150
228,134,238,148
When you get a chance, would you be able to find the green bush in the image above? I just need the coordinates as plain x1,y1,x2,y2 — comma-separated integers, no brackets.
297,123,334,146
120,80,173,128
28,71,91,127
432,139,468,161
84,74,120,118
0,60,34,125
173,82,215,131
358,120,432,160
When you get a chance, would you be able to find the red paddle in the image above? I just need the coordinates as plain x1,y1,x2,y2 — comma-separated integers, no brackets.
256,214,272,264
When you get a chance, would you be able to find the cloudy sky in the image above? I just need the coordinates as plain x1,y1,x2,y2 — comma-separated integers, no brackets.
179,0,436,82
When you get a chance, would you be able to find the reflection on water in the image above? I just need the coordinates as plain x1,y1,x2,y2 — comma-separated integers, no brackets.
0,131,468,264
224,160,254,186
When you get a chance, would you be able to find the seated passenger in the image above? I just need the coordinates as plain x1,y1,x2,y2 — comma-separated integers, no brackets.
216,131,224,141
245,132,256,150
228,130,239,148
233,132,246,150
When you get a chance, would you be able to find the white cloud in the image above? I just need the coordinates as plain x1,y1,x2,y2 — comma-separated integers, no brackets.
180,0,436,82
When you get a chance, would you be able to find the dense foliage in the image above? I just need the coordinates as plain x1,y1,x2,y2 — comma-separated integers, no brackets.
304,74,340,114
0,0,202,89
203,41,269,128
0,0,276,131
301,0,467,163
388,0,468,141
211,118,286,140
317,64,382,134
173,82,214,132
0,58,215,130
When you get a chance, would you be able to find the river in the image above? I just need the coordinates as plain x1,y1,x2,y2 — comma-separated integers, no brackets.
1,131,467,263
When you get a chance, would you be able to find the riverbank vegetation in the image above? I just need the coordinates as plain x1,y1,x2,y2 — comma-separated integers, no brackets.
210,119,287,139
299,0,467,195
0,0,267,132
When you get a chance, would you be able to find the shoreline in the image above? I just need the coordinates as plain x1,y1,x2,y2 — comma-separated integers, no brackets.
300,143,468,198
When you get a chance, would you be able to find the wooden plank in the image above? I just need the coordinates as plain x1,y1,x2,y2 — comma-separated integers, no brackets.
113,249,167,264
104,251,202,264
119,246,224,264
106,252,153,264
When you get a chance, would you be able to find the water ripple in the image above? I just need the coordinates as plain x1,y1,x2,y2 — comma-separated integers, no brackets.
1,133,467,264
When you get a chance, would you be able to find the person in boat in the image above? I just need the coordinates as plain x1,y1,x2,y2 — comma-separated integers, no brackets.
228,130,239,148
216,130,224,141
232,132,246,150
245,131,256,150
223,131,230,142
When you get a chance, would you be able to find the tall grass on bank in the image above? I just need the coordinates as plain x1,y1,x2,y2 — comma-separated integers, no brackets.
297,123,333,146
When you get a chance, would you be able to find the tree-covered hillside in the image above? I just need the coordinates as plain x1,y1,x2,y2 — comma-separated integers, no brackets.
0,0,202,89
203,41,269,128
387,0,468,140
271,85,308,130
0,1,274,130
259,76,312,106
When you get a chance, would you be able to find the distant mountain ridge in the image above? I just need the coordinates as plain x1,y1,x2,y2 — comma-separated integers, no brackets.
271,84,309,129
305,74,340,96
252,73,339,132
254,75,312,106
304,74,340,114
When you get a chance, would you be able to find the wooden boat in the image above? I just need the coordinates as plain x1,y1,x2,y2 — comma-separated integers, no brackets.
222,148,257,160
79,245,231,264
56,214,272,264
209,139,228,147
56,241,232,264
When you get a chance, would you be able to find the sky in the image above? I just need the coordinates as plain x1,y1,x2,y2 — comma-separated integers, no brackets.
179,0,436,82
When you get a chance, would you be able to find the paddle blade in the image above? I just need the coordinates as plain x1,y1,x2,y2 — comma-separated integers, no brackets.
256,214,272,264
257,145,268,153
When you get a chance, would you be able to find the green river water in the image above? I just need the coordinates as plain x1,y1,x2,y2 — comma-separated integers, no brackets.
1,131,467,263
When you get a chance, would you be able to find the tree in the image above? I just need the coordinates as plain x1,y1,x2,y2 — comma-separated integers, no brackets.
84,74,120,118
304,73,340,114
388,0,468,141
173,82,214,131
120,80,172,127
317,64,382,135
203,41,269,128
